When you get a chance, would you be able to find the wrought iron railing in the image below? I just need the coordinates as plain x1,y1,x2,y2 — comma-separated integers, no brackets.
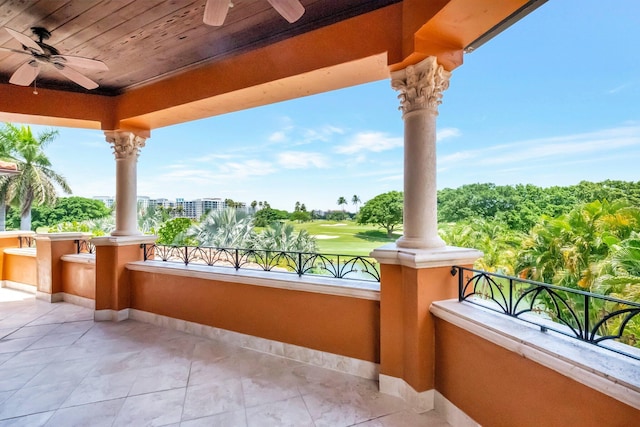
141,243,380,282
18,236,35,248
75,239,96,254
451,266,640,360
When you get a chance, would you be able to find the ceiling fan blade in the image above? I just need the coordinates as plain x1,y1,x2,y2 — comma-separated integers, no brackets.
4,28,44,54
0,46,30,55
9,61,39,86
267,0,305,23
53,55,109,71
203,0,230,26
55,65,99,90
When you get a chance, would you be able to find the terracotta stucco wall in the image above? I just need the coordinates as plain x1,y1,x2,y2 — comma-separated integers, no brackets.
62,260,95,300
4,252,37,286
129,270,380,362
434,319,639,427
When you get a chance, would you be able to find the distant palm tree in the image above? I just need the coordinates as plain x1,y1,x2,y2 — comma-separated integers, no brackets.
0,124,71,230
351,194,361,213
337,196,347,212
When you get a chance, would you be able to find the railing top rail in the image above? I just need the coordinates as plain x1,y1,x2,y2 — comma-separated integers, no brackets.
141,243,380,282
142,243,371,258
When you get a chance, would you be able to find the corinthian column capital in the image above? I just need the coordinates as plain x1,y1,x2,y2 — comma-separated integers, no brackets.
391,56,451,116
105,131,147,160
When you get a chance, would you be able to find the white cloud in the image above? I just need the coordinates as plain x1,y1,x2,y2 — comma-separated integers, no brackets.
277,151,329,169
293,125,344,146
194,153,235,162
268,131,287,142
377,174,402,182
436,127,462,143
439,126,640,168
335,132,402,154
218,160,276,177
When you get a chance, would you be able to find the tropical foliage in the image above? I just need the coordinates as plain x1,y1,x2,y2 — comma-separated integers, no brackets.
0,124,71,230
187,208,254,248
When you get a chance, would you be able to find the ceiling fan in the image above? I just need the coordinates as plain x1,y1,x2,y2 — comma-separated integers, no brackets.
204,0,305,26
0,27,108,90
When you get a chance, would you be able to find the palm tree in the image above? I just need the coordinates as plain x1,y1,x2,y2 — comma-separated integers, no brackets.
254,221,317,252
0,124,71,230
188,207,254,248
138,205,164,234
352,195,361,213
0,136,15,231
337,196,347,212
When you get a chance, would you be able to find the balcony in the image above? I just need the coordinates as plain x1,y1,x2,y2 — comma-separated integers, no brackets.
0,287,449,426
0,232,637,426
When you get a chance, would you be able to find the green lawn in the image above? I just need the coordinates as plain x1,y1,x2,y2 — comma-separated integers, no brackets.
289,220,401,256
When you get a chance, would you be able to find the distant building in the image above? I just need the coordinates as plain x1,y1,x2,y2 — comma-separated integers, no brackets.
93,196,115,209
93,196,244,219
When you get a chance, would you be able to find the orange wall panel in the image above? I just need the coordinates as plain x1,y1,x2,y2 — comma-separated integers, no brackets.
62,261,95,300
435,319,639,426
4,252,37,286
129,270,380,362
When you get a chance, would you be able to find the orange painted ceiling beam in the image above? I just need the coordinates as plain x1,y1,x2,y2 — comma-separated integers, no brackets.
393,0,534,71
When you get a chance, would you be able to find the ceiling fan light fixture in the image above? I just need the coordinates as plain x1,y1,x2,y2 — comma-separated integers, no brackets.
203,0,230,26
267,0,305,23
203,0,304,26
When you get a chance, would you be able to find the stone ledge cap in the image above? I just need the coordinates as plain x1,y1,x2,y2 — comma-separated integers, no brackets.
370,243,482,268
91,235,157,247
35,232,92,241
0,230,35,238
4,247,36,257
61,253,96,264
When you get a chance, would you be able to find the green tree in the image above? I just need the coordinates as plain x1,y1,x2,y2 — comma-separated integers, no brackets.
0,124,71,230
16,196,110,230
157,217,194,245
254,206,289,227
357,191,403,237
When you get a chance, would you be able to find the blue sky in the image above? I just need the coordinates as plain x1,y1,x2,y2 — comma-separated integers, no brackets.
30,0,640,211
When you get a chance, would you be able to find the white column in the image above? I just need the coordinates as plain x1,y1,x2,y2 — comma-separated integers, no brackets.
391,56,450,249
105,131,146,236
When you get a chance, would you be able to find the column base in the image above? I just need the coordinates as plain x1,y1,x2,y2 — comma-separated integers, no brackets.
379,374,434,411
379,374,480,426
110,230,143,237
396,235,446,249
95,308,130,322
36,291,63,303
371,243,483,268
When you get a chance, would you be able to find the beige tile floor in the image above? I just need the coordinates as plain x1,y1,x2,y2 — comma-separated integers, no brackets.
0,287,450,427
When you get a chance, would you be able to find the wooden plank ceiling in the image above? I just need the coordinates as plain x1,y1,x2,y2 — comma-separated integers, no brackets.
0,0,400,95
